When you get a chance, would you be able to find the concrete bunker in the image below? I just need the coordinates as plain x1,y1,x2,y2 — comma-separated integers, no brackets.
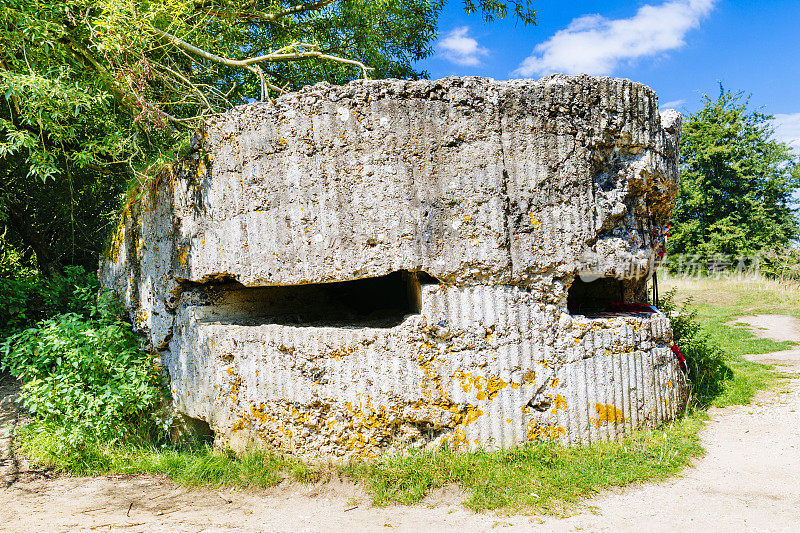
102,75,686,458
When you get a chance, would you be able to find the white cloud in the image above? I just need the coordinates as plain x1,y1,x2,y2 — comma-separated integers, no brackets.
773,113,800,153
660,99,685,109
514,0,715,77
439,26,489,67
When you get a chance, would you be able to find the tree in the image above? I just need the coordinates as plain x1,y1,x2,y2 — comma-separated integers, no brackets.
669,87,800,258
0,0,536,272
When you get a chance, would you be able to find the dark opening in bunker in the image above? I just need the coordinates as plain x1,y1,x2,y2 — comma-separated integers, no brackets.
567,277,626,315
174,414,214,446
198,270,439,328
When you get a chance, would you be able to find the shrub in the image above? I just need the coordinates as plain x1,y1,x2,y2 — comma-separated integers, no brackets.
760,246,800,281
0,290,162,448
659,290,732,407
0,241,99,338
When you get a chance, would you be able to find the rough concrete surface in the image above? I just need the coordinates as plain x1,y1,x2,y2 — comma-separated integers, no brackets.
1,315,798,532
101,75,685,457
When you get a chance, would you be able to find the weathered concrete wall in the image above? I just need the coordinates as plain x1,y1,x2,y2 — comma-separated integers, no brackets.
101,75,685,458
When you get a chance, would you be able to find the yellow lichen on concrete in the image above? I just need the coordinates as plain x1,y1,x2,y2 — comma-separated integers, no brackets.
553,394,567,410
526,420,566,441
527,212,542,229
225,372,489,460
453,371,510,401
104,214,128,262
591,403,626,426
134,308,148,329
176,246,189,266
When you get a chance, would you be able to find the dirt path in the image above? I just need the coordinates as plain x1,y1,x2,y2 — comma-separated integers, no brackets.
2,316,800,532
729,314,800,342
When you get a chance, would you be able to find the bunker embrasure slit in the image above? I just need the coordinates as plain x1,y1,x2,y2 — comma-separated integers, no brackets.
198,270,438,328
567,277,626,315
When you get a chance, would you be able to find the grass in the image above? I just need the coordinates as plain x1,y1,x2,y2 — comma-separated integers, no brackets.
661,273,793,407
15,275,795,514
18,413,706,515
16,423,319,488
341,414,705,514
688,303,785,407
662,273,800,318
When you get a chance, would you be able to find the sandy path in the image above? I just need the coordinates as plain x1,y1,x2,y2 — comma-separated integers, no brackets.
730,314,800,342
538,346,800,532
2,316,800,532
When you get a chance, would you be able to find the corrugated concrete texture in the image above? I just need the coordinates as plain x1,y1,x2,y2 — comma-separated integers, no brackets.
101,75,685,458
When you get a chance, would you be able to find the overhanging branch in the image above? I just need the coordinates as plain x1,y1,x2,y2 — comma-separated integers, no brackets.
151,27,373,101
198,0,337,23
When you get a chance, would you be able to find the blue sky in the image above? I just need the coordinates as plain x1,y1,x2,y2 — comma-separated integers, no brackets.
417,0,800,150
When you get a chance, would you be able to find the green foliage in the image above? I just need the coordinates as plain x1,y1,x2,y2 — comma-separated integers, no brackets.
342,414,704,513
1,289,161,448
0,0,134,270
0,239,99,337
0,0,535,273
670,87,800,258
0,238,163,449
759,246,800,281
659,290,731,407
16,428,311,488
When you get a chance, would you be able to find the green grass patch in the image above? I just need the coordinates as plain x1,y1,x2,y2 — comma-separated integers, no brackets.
18,414,705,515
661,274,794,407
341,413,705,514
690,303,786,407
712,354,780,407
16,422,318,488
695,303,794,356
